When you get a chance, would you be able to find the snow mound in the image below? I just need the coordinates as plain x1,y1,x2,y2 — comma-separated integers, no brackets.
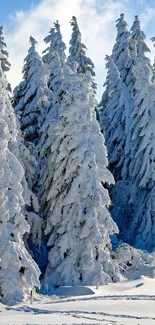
92,275,155,296
54,286,95,297
126,265,155,280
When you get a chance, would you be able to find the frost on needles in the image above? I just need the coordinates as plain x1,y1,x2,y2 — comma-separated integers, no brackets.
99,14,155,251
68,16,95,76
40,59,121,287
1,13,155,305
0,64,40,305
13,36,49,144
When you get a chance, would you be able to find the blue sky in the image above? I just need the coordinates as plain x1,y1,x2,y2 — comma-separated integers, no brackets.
2,0,155,99
0,0,41,24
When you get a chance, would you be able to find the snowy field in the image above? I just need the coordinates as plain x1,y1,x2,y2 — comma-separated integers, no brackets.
1,276,155,325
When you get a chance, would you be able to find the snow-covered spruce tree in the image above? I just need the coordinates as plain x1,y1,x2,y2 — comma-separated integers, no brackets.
13,37,49,271
43,21,66,66
0,26,11,73
40,63,122,287
99,14,134,177
16,127,44,271
130,15,150,58
0,65,40,305
98,14,138,244
41,22,66,127
38,52,64,164
13,36,49,144
54,21,66,63
99,55,132,181
112,14,133,93
39,23,67,159
67,16,95,76
99,55,133,243
129,56,155,250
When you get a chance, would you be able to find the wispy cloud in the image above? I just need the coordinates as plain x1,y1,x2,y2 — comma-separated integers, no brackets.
4,0,155,100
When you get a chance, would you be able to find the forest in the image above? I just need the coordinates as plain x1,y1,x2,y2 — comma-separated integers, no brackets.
1,13,155,306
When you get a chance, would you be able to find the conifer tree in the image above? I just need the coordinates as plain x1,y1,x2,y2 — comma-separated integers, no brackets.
13,37,49,270
54,21,66,62
39,59,121,287
99,55,132,181
0,64,40,305
99,56,133,243
41,22,66,126
40,22,67,158
112,14,133,92
98,15,137,243
38,52,63,162
13,36,49,144
0,26,11,72
130,16,150,58
0,26,11,92
129,56,155,250
67,16,95,76
43,21,66,66
99,14,134,177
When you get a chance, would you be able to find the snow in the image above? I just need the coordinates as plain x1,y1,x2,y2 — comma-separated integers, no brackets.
1,276,155,324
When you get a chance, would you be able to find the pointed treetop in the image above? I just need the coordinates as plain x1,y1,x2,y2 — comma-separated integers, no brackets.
116,13,124,21
44,27,55,45
112,13,132,89
22,36,40,78
29,35,38,48
70,16,77,25
20,34,43,83
115,13,129,37
130,15,140,35
116,13,126,25
43,22,66,64
130,15,150,57
115,13,129,41
0,25,11,72
53,20,66,61
54,20,60,32
67,16,95,76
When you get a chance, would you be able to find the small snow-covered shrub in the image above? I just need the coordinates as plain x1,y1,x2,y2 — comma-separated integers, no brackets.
112,243,155,274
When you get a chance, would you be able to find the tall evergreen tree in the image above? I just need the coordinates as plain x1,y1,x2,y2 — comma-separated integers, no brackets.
43,21,66,66
0,64,40,305
54,21,66,62
13,36,49,144
67,16,95,76
0,26,11,92
40,22,67,159
129,56,155,250
39,59,121,288
98,14,138,244
112,14,133,92
99,55,132,181
0,26,11,72
13,37,49,271
38,52,63,163
99,55,133,244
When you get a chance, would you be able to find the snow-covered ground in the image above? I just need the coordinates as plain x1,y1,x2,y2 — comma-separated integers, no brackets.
1,276,155,325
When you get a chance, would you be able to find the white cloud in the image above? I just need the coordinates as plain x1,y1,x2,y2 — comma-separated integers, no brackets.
4,0,155,100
